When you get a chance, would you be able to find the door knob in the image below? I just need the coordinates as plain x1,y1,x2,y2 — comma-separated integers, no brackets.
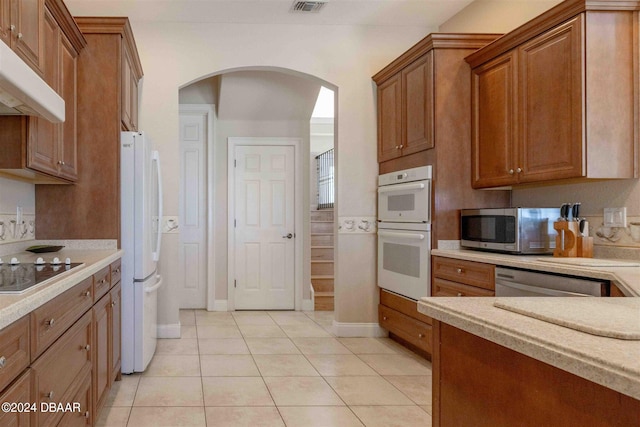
282,233,293,239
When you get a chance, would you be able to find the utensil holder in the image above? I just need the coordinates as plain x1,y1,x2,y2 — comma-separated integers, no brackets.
553,221,579,257
576,236,594,258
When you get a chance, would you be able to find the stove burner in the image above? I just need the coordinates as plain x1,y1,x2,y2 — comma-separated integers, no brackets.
0,263,83,294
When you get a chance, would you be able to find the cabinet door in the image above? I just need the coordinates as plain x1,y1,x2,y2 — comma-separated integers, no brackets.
110,282,121,382
121,43,135,131
402,51,434,155
11,0,43,74
58,371,91,427
518,16,584,183
377,73,402,162
0,369,32,427
26,7,57,177
57,32,78,181
92,293,111,418
471,50,518,188
0,0,10,45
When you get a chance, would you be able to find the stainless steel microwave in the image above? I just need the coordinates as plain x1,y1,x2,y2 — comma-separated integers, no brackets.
460,208,558,254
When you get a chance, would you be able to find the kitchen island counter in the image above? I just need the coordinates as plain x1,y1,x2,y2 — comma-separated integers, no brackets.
418,296,640,400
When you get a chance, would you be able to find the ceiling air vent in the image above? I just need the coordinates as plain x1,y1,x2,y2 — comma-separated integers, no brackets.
290,0,327,13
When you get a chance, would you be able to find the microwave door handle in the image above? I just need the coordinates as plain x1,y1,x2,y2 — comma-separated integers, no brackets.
377,231,425,241
378,182,425,194
496,279,590,297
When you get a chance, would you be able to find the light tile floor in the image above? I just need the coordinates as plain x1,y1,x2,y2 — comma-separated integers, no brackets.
96,310,433,427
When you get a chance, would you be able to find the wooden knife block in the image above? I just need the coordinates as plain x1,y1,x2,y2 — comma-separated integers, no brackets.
553,221,593,258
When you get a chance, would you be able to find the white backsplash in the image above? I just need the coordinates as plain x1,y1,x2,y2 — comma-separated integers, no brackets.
0,212,35,245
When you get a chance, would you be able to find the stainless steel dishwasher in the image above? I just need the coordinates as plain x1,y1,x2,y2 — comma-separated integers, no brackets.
495,267,609,297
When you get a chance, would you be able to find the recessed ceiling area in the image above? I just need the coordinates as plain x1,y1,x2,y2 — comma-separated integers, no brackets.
66,0,475,27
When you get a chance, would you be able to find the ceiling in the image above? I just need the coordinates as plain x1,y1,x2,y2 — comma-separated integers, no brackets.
66,0,475,27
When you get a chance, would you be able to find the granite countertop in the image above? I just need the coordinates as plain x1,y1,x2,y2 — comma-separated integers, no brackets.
432,248,640,296
0,248,123,330
418,296,640,400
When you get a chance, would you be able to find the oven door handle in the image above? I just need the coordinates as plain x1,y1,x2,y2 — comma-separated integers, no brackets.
377,230,425,241
377,182,425,194
496,279,591,297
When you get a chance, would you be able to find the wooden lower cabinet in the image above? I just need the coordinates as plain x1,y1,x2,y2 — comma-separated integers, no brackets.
379,289,432,356
0,316,30,392
59,369,92,427
32,311,92,427
110,282,122,382
432,320,640,427
0,369,33,427
92,293,110,418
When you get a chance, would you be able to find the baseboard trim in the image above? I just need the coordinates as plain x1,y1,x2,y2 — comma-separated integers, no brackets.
302,298,314,311
212,300,228,312
157,322,181,339
332,321,388,338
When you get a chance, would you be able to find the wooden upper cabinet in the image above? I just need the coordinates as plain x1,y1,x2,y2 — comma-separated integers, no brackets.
58,29,78,180
471,50,517,188
121,35,141,131
518,17,583,183
377,73,402,162
0,0,10,45
467,2,639,189
376,51,434,163
402,51,434,155
11,0,44,73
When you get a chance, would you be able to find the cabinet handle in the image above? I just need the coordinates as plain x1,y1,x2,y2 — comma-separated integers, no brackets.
46,318,55,327
46,391,54,399
457,292,463,297
516,167,522,173
456,268,463,274
84,344,90,352
0,356,6,368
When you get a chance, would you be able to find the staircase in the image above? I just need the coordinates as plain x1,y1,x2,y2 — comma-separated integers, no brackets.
311,209,334,311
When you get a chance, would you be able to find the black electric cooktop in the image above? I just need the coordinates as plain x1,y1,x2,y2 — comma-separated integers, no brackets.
0,263,83,294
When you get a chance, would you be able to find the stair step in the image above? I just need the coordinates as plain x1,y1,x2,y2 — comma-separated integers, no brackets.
314,291,334,311
311,261,334,276
311,222,333,233
311,246,334,261
311,234,334,246
310,210,334,221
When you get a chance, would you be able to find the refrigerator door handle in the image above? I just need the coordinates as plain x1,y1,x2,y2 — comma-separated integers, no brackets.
152,150,163,262
144,275,164,294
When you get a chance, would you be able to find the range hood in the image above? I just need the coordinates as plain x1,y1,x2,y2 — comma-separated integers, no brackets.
0,42,65,123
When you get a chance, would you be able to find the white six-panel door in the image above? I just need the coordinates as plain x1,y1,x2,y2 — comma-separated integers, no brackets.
234,145,295,309
179,109,208,308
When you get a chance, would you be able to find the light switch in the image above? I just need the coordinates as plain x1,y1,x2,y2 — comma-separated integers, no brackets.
603,207,627,228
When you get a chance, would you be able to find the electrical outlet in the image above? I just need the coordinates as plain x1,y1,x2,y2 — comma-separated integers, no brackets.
604,207,627,228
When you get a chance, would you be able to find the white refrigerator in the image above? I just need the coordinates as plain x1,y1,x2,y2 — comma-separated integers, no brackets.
121,131,164,373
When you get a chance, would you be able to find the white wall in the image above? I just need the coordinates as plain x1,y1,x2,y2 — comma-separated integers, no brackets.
0,178,35,215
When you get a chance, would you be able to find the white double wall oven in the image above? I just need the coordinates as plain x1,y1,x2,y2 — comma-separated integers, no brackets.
377,166,432,301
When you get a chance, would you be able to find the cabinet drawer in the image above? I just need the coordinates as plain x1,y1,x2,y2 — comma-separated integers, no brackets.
379,305,431,353
110,259,121,285
432,257,495,290
0,316,30,392
31,277,93,360
0,369,32,427
380,289,431,324
432,277,495,297
32,311,92,427
93,266,111,302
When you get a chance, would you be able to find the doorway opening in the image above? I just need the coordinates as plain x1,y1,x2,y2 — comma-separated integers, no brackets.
178,67,337,312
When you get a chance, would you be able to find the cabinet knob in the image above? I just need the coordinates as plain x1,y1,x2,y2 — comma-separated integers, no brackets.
0,356,6,368
46,391,54,399
399,144,404,149
508,169,514,175
85,291,91,297
516,167,522,173
10,25,15,32
84,411,90,419
61,161,65,166
114,268,120,274
418,333,424,338
456,268,463,274
84,344,90,352
457,292,463,297
111,301,116,307
395,146,399,150
101,279,107,284
17,32,22,40
382,316,387,321
46,318,55,327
